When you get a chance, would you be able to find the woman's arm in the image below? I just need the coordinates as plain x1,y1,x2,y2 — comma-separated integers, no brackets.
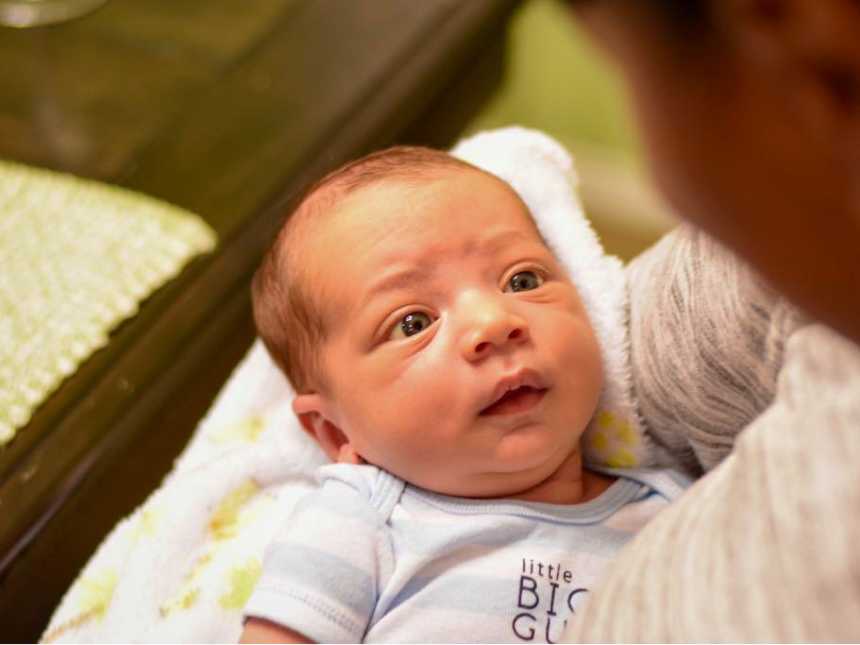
564,227,860,640
626,224,804,474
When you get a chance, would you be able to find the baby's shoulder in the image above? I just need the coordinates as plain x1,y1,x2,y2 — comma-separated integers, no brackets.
609,466,693,503
313,463,406,519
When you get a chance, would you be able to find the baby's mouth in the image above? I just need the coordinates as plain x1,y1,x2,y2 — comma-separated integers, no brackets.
480,385,548,416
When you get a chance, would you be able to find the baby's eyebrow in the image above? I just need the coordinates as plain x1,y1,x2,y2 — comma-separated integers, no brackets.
358,229,545,308
360,267,431,308
473,229,538,256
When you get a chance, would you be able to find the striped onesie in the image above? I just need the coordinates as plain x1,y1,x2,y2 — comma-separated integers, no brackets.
244,463,688,643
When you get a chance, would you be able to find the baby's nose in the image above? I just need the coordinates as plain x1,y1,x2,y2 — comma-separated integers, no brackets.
460,300,529,362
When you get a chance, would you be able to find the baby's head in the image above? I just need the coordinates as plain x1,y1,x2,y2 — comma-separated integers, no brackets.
253,146,604,498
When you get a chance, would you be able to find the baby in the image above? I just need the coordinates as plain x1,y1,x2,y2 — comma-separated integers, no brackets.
240,144,686,643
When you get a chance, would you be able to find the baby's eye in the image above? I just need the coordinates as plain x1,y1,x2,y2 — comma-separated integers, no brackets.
390,311,434,340
506,270,544,293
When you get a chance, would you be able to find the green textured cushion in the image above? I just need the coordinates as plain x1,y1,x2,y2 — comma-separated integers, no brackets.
0,160,216,445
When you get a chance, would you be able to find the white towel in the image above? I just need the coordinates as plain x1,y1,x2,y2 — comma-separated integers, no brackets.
42,127,660,643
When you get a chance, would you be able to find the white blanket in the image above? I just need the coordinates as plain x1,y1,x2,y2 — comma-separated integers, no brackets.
42,127,663,643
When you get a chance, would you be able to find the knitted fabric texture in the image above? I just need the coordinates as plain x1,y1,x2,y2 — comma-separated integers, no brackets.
0,160,216,445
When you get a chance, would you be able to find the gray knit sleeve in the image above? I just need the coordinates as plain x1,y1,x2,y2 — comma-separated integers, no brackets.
626,224,805,474
563,225,860,641
564,323,860,641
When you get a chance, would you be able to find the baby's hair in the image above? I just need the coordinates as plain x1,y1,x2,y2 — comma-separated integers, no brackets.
252,145,478,393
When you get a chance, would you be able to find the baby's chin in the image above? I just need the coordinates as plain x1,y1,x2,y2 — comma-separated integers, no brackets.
426,445,579,500
489,421,578,467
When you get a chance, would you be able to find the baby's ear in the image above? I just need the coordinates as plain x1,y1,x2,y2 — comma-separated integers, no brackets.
292,393,350,462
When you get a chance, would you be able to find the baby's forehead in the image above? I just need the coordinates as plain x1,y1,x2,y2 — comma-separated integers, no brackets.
341,186,547,268
290,169,552,286
323,170,540,234
290,171,559,323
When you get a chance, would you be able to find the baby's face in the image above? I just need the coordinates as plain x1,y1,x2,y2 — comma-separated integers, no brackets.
300,169,603,497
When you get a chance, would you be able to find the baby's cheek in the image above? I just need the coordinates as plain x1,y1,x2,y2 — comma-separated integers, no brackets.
549,316,603,382
402,343,458,393
540,310,585,351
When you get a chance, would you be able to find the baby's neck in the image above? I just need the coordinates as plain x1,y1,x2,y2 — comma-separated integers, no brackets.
507,450,616,505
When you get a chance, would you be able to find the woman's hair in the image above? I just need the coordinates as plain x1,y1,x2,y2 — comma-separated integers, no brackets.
252,146,476,393
642,0,708,30
571,0,711,36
